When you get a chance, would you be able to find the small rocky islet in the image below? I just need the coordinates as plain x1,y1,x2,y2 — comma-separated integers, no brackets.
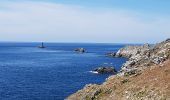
74,48,117,74
93,67,117,74
74,48,86,53
67,38,170,100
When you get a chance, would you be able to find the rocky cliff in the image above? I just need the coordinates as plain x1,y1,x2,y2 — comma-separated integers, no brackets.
118,39,170,76
66,39,170,100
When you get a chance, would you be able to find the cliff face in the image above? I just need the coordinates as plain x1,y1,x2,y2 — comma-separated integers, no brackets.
119,39,170,76
66,39,170,100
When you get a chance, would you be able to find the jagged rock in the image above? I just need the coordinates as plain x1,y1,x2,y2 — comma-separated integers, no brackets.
74,48,86,53
93,67,117,74
123,60,136,68
124,69,139,76
109,39,170,76
120,39,170,75
151,56,166,64
115,43,150,58
165,38,170,42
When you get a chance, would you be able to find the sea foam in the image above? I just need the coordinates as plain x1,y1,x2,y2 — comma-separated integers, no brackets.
89,71,99,74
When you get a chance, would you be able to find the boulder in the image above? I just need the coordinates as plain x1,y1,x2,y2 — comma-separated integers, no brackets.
124,69,138,76
151,56,166,64
93,67,117,74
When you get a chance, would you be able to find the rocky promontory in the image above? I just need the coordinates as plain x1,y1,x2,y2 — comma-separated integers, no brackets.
118,39,170,76
66,39,170,100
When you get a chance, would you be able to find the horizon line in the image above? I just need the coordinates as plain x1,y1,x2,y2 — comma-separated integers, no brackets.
0,40,154,45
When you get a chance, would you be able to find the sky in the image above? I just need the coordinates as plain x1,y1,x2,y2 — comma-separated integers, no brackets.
0,0,170,43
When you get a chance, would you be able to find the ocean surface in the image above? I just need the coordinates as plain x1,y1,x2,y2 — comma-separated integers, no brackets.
0,43,127,100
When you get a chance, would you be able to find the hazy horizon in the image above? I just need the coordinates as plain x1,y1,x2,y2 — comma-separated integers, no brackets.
0,0,170,43
0,40,157,44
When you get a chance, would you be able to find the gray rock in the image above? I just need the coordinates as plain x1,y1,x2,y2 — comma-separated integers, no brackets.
106,52,116,57
151,56,166,65
124,69,138,76
93,67,117,74
113,39,170,76
115,44,150,58
74,48,85,53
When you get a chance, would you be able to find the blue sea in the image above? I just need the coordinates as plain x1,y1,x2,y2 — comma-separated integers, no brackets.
0,43,127,100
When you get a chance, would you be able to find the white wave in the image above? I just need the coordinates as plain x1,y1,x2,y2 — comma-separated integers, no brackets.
89,71,98,74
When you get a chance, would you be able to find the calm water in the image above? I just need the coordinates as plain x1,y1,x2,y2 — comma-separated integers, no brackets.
0,43,127,100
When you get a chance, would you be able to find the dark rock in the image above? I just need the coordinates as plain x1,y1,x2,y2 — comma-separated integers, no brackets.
106,52,116,57
151,56,166,65
123,60,136,68
74,48,85,53
124,69,138,76
93,67,117,74
121,79,130,84
165,38,170,42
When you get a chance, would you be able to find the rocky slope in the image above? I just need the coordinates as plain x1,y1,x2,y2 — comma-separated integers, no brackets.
118,39,170,76
66,39,170,100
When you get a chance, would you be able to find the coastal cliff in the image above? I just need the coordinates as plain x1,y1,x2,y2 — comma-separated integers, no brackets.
66,39,170,100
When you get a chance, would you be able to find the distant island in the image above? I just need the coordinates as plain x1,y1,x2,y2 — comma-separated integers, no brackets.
66,39,170,100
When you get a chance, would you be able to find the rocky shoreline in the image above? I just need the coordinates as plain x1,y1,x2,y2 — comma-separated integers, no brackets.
66,39,170,100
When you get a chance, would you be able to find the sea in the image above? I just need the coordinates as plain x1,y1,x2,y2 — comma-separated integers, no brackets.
0,42,127,100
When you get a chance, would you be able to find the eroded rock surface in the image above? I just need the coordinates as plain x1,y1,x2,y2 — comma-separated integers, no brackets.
119,39,170,76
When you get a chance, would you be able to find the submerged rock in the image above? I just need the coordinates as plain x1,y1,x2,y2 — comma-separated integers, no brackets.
93,67,117,74
74,48,86,53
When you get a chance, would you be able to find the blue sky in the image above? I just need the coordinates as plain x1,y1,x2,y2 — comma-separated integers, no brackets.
15,0,170,14
0,0,170,43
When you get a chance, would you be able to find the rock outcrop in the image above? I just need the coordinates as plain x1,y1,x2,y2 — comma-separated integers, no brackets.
66,39,170,100
74,48,86,53
115,43,150,58
93,67,117,74
106,52,117,57
118,39,170,76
